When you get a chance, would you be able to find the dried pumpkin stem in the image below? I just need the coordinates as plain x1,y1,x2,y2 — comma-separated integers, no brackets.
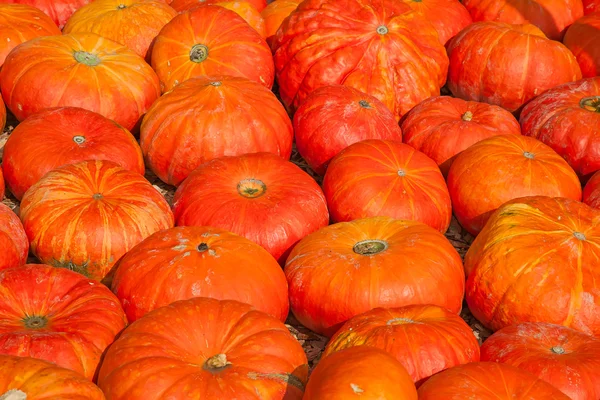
462,111,473,121
0,389,27,400
23,315,47,330
580,96,600,113
203,354,231,372
190,44,209,63
73,51,101,66
353,239,388,255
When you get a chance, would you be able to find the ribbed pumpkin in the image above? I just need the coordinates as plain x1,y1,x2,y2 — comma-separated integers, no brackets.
141,76,293,186
63,0,178,59
447,22,582,113
0,264,127,380
151,5,273,92
0,203,28,271
584,0,599,13
272,0,449,118
465,196,600,336
323,140,452,233
0,95,5,136
324,305,480,386
173,152,329,264
20,160,174,282
0,33,160,131
481,322,600,400
284,217,464,337
98,298,308,400
401,96,521,176
520,78,600,179
0,4,61,67
564,14,600,78
584,171,600,209
0,0,92,28
261,0,301,47
447,135,582,236
401,0,472,45
3,107,145,200
213,2,266,37
171,0,267,12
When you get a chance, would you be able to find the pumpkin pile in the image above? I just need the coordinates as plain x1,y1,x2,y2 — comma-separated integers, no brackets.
0,0,599,398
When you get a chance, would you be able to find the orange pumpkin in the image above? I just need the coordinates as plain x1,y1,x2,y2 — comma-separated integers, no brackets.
63,0,178,59
151,5,273,92
401,0,472,45
0,33,160,131
0,203,28,271
465,196,600,336
215,2,266,38
0,0,92,29
304,347,418,399
20,160,174,282
564,13,600,78
284,217,465,337
261,0,301,47
584,170,600,209
98,297,308,399
323,140,452,233
171,0,267,12
0,166,4,200
0,95,5,136
447,135,582,236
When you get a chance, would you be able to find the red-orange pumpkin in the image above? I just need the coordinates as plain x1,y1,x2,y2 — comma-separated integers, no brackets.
520,78,600,179
141,76,293,186
447,135,582,236
323,140,452,233
0,4,61,67
3,107,145,200
401,96,521,176
417,362,571,399
173,152,329,264
324,305,480,386
481,322,600,400
151,6,273,92
63,0,178,59
447,22,582,113
98,297,308,399
0,0,92,29
465,196,600,336
171,0,267,12
20,160,174,282
213,2,266,38
284,217,464,337
0,95,5,142
0,33,160,131
0,166,4,200
584,170,600,209
564,14,600,79
261,0,301,47
401,0,472,45
304,347,418,399
0,264,127,380
0,203,28,271
293,85,402,176
272,0,449,118
583,0,599,13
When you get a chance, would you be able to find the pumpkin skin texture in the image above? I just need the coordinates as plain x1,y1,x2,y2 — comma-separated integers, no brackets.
0,166,4,200
151,6,273,92
0,96,5,142
63,0,178,59
0,203,28,271
0,33,161,131
261,0,301,47
20,160,174,282
323,305,480,386
564,14,600,79
583,0,599,13
3,107,145,201
447,22,582,113
447,135,582,236
583,171,600,209
284,216,464,337
97,297,308,400
0,0,92,29
173,152,329,264
417,362,571,399
465,196,600,336
401,0,472,45
293,85,403,176
401,96,521,176
171,0,267,12
0,264,127,380
304,346,417,400
0,4,61,67
272,0,449,118
520,78,600,179
481,322,600,400
215,2,266,38
323,140,452,233
141,76,293,186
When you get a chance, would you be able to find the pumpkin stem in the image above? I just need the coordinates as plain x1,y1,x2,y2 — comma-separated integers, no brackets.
376,25,388,35
358,100,372,109
197,243,209,252
73,135,86,145
49,259,92,278
210,81,222,87
190,44,209,63
397,169,406,177
117,4,126,9
204,354,231,372
23,315,48,330
353,240,388,256
580,96,600,113
73,51,101,66
92,193,103,200
551,346,565,354
523,152,535,159
237,179,267,198
0,389,27,400
462,111,473,121
573,232,586,241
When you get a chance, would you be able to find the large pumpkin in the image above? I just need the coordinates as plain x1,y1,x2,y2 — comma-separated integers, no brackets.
151,5,273,92
447,134,582,236
98,297,308,399
583,0,599,13
465,196,600,335
3,107,145,200
63,0,178,59
261,0,301,47
0,203,28,271
447,22,582,113
173,152,329,264
584,170,600,209
212,2,266,38
20,160,174,282
401,0,472,45
0,0,92,28
304,347,417,400
417,362,571,399
171,0,267,12
481,322,600,400
0,264,127,380
272,0,449,118
141,76,293,186
293,85,402,176
0,33,160,131
0,95,5,138
284,216,464,337
0,4,61,67
323,139,452,233
401,96,521,176
564,14,600,79
324,305,480,386
0,355,105,399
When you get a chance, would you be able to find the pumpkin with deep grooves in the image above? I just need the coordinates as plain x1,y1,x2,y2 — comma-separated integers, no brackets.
400,0,472,45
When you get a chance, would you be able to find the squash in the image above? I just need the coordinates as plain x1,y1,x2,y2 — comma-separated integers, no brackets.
563,14,600,78
0,0,92,28
584,170,600,209
400,0,472,45
0,203,28,271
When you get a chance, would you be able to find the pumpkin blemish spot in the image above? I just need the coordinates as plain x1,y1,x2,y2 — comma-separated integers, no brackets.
0,389,27,400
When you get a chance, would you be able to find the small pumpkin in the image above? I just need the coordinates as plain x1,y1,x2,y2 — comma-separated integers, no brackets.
261,0,301,47
0,203,28,271
563,13,600,79
584,170,600,209
0,0,92,29
401,0,472,45
171,0,267,12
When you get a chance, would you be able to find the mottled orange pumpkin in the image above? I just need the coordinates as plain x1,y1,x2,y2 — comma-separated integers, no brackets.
171,0,267,12
0,0,92,29
261,0,301,47
0,203,28,271
584,170,600,209
401,0,472,45
564,14,600,78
